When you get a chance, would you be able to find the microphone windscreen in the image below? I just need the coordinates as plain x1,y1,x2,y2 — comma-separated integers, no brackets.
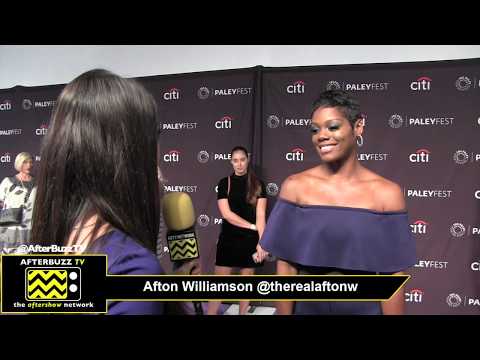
162,192,196,231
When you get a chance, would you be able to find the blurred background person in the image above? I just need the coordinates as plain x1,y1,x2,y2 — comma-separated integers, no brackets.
0,152,36,251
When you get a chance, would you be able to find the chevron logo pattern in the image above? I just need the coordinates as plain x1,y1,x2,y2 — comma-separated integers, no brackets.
27,269,68,300
168,238,199,261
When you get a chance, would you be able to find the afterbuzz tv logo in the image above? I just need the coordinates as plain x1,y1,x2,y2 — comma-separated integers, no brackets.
163,185,198,193
1,152,12,163
409,149,430,163
163,150,180,163
357,153,389,161
414,259,448,269
22,99,56,110
405,289,423,303
405,188,453,199
161,122,197,131
286,81,305,94
0,128,22,136
197,150,231,163
35,124,48,136
326,80,389,91
266,115,311,129
215,115,233,129
388,114,454,128
450,222,480,238
163,88,180,101
410,76,432,91
197,86,252,100
285,147,305,161
453,150,480,164
410,220,428,234
26,268,81,301
0,100,12,111
446,293,480,308
197,214,222,227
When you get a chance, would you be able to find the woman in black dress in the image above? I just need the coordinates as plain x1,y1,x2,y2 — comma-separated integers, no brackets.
207,146,268,315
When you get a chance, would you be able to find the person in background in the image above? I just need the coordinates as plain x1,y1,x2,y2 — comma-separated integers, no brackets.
207,146,268,315
0,152,36,250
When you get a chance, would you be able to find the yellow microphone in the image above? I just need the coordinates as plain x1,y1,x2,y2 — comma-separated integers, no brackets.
162,192,199,263
162,192,202,315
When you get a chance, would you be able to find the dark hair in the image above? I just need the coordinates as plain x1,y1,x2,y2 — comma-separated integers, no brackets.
311,90,362,127
31,69,160,252
230,146,261,206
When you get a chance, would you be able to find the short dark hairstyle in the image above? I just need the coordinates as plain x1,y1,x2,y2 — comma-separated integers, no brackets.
31,69,160,252
311,90,362,127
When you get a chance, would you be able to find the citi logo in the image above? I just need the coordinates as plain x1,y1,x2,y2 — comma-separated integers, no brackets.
163,88,180,101
409,149,430,163
1,152,12,163
410,76,432,91
471,261,480,271
410,220,428,234
405,289,423,303
215,115,233,129
0,100,12,111
163,150,180,162
285,147,305,161
35,124,48,136
287,80,305,94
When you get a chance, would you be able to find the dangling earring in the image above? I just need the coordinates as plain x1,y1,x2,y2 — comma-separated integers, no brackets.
356,135,364,147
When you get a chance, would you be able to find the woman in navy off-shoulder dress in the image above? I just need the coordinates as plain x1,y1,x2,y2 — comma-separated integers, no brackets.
258,90,416,315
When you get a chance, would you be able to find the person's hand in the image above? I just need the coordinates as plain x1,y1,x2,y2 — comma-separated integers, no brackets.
254,243,269,263
173,259,202,275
